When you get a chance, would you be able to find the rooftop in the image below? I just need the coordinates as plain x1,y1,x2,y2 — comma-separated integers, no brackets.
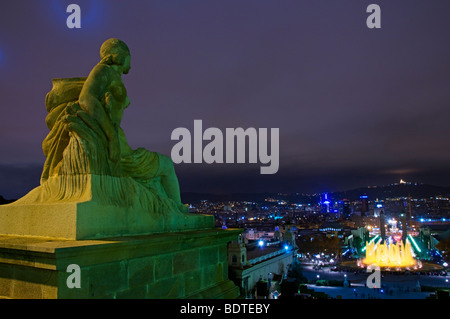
247,246,282,260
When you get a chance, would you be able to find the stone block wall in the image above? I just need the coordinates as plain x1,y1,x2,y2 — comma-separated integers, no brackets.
0,229,241,299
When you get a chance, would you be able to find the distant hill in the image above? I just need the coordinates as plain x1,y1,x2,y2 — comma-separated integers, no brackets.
181,183,450,204
3,182,450,205
181,192,278,204
331,183,450,201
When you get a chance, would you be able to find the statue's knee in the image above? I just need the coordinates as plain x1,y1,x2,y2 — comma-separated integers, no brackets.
159,154,175,174
160,154,173,166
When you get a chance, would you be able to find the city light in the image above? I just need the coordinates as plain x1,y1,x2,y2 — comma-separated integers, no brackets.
373,237,382,251
408,235,422,253
362,235,379,252
181,179,448,299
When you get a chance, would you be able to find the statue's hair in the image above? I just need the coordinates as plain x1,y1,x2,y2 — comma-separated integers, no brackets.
99,38,130,66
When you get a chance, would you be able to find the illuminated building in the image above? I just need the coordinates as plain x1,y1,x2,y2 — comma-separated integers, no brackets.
228,229,297,298
320,193,331,213
340,199,351,219
360,195,369,216
379,210,386,243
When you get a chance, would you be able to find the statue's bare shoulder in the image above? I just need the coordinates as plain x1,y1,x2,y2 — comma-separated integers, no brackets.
81,63,113,99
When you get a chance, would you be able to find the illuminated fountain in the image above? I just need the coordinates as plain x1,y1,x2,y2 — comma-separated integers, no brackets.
361,239,419,269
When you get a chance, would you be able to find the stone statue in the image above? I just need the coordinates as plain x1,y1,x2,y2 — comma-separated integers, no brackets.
41,38,185,212
0,38,240,299
0,38,212,239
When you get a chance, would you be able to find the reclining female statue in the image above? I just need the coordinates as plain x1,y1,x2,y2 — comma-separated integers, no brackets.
0,39,216,239
32,38,187,213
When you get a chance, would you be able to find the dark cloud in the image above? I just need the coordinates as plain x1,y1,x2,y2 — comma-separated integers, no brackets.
0,1,449,197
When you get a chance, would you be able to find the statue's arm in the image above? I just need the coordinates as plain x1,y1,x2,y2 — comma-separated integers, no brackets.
79,65,120,161
79,64,115,139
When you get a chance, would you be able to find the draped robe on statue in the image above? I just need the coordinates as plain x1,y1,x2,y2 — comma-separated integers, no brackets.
19,77,181,215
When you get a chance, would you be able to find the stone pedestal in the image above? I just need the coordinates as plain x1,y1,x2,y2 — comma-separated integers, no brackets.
0,176,241,299
0,174,215,240
0,200,214,240
0,228,241,299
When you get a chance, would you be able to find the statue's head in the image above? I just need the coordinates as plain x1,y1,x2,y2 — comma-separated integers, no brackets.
100,38,131,74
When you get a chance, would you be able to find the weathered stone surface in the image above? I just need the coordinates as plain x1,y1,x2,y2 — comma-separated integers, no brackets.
199,246,219,266
128,256,154,287
0,189,214,240
0,229,241,299
173,250,199,275
154,254,172,280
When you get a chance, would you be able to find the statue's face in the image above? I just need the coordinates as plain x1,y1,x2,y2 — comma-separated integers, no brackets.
122,55,131,74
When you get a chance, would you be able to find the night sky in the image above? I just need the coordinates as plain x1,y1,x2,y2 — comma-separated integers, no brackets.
0,1,449,199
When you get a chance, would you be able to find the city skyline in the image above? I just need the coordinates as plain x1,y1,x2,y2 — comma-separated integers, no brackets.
1,1,450,199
